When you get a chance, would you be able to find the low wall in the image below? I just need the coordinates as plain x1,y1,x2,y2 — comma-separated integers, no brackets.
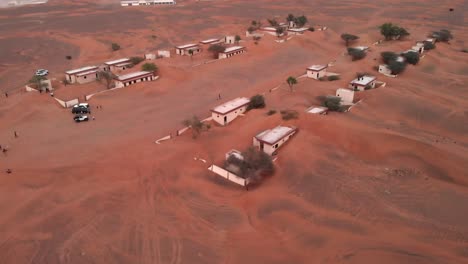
208,165,248,186
54,97,78,108
25,85,38,92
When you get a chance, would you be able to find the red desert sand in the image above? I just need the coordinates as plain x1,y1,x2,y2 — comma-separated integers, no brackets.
0,0,467,263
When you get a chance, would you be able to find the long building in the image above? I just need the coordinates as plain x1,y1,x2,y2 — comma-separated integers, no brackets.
121,0,176,6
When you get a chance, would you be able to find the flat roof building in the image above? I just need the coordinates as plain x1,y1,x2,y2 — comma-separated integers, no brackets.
65,66,99,84
306,106,328,115
306,64,328,80
114,71,158,88
348,75,376,91
211,97,250,126
175,43,201,56
218,46,246,59
104,58,132,72
336,88,355,104
200,38,223,45
253,126,297,155
121,0,176,6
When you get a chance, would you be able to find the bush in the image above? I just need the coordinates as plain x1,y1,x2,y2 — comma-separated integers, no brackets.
402,51,420,65
423,41,435,50
247,26,256,34
381,51,398,64
432,29,453,42
225,147,274,182
318,76,327,81
208,44,226,58
142,63,158,72
387,60,407,75
308,27,315,32
341,33,359,46
280,110,298,120
248,94,265,110
111,43,121,51
379,23,410,40
129,56,144,65
267,110,276,116
253,36,261,41
348,48,366,61
328,75,340,81
461,49,468,53
322,97,342,111
183,116,210,139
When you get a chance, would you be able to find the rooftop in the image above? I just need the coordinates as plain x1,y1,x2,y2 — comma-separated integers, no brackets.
211,97,250,115
307,64,327,71
288,27,308,32
353,46,369,51
116,62,133,67
105,58,130,65
66,66,98,75
306,106,328,114
76,70,98,77
223,46,245,53
350,75,376,86
176,43,198,49
117,71,152,81
200,38,220,44
255,126,296,145
261,27,277,31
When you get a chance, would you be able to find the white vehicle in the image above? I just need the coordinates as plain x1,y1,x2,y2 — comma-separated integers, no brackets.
74,115,89,123
35,69,49,76
73,103,89,109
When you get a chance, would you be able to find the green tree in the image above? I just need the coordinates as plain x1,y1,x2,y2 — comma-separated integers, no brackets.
142,63,158,73
286,14,295,22
275,26,285,38
267,18,279,27
183,116,210,139
379,23,409,40
402,51,420,65
432,29,453,42
323,97,342,111
29,75,48,92
235,35,241,44
423,41,435,50
381,51,399,64
129,56,144,65
286,76,298,92
111,43,121,51
341,33,359,46
387,60,407,75
97,71,116,89
247,94,265,110
208,44,225,58
247,26,256,34
294,15,308,27
347,48,366,61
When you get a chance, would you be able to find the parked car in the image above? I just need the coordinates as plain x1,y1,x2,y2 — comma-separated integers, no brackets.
74,103,89,109
71,103,91,114
35,69,49,76
74,115,89,123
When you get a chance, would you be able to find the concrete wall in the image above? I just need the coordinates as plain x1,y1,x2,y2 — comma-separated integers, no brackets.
157,50,171,58
211,106,246,126
306,69,327,80
336,88,354,104
25,85,38,92
208,165,247,186
54,97,79,108
74,72,98,84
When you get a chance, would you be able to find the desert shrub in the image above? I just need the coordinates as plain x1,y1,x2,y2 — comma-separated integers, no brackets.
183,116,210,139
328,75,340,81
322,97,342,111
267,18,279,27
208,44,226,58
235,35,242,44
379,23,410,40
294,15,308,27
423,41,435,50
431,29,453,42
65,55,72,60
387,60,407,75
461,49,468,53
280,110,298,120
308,27,315,32
111,43,121,51
341,33,359,46
347,48,366,61
97,71,116,89
142,63,158,72
151,35,157,39
402,51,420,65
318,76,326,81
130,56,144,65
248,94,266,110
225,147,274,182
266,109,276,116
381,51,398,64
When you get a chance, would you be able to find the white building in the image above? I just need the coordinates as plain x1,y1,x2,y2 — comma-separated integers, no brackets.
336,88,355,104
65,66,99,84
253,126,297,155
306,106,328,115
348,75,376,91
145,53,156,60
157,50,171,58
225,36,236,44
411,42,425,54
378,64,392,75
287,27,308,35
218,46,246,59
211,97,250,126
121,0,176,6
306,64,328,80
114,71,158,88
352,46,369,52
175,43,201,56
103,58,132,72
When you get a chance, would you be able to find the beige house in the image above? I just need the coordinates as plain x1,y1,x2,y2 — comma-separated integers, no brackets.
306,64,328,80
200,38,223,45
225,36,236,44
175,43,201,56
218,46,246,59
412,42,425,54
253,126,297,155
348,75,376,91
336,88,355,104
103,58,132,72
306,106,328,115
114,71,158,88
65,66,99,84
378,64,392,75
211,97,250,126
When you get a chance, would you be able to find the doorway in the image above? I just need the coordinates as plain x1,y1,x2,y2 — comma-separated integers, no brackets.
224,116,227,124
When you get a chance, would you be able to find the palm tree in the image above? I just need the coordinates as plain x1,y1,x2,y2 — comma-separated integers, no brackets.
286,76,298,92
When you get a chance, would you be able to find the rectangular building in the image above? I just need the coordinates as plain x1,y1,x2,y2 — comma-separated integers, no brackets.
348,75,376,91
218,46,246,59
175,43,201,56
253,126,297,155
306,64,328,80
104,58,132,72
336,88,355,104
287,27,308,35
121,0,176,6
211,97,250,126
65,66,99,84
200,38,223,45
114,71,158,88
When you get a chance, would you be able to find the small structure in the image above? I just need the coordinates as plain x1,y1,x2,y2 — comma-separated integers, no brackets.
65,66,99,84
261,27,284,36
306,106,328,115
306,64,328,80
378,64,392,75
114,71,158,88
121,0,176,6
336,88,355,104
425,38,436,44
287,27,308,35
218,46,246,59
200,38,223,45
157,50,171,58
253,126,297,155
175,43,201,56
211,97,250,126
224,35,236,44
412,42,425,54
348,75,376,91
225,149,244,161
104,58,132,72
145,53,156,60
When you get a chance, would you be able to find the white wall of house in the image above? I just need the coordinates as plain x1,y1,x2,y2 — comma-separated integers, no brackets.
218,49,245,59
306,69,327,79
348,80,376,91
211,106,247,126
336,88,354,104
115,75,157,88
157,50,171,58
76,73,98,84
253,133,294,155
378,65,392,75
225,36,235,44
